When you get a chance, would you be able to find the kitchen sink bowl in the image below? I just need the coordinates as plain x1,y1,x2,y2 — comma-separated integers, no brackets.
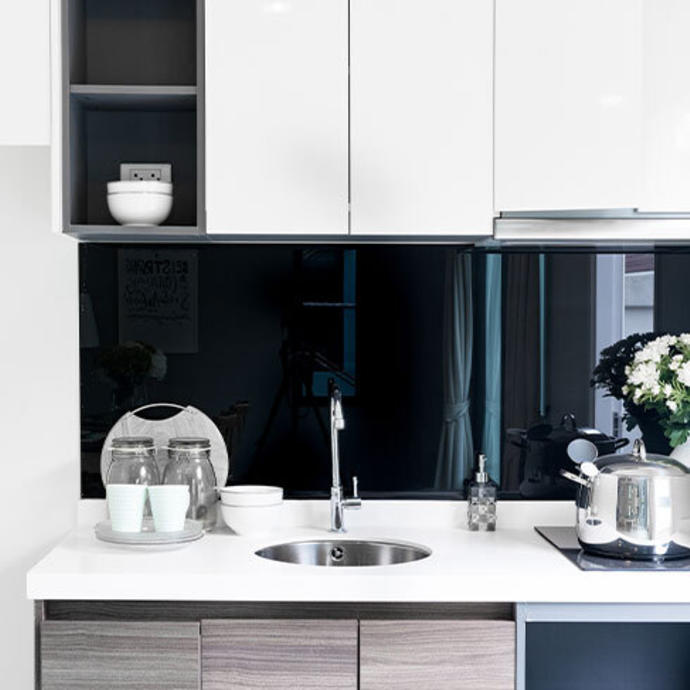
255,539,431,567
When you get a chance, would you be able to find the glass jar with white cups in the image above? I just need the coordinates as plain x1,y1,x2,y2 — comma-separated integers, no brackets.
163,437,218,531
106,436,160,517
100,436,204,544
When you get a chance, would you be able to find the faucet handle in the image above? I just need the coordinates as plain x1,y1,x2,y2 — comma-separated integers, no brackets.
352,476,359,499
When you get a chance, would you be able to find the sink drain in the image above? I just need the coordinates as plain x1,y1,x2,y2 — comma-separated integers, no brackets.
330,546,345,562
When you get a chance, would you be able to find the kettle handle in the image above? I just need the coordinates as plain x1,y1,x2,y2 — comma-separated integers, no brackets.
560,468,591,488
613,437,629,451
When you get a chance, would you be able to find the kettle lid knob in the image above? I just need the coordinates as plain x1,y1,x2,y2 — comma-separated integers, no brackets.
632,438,647,462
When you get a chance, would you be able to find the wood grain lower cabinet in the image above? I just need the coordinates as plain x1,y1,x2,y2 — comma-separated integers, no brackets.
201,619,358,689
360,620,515,690
40,621,200,690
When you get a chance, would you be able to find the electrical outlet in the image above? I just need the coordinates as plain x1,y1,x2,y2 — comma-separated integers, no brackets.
120,163,172,183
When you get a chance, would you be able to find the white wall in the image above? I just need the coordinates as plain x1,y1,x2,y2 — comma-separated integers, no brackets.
0,146,78,687
0,1,50,145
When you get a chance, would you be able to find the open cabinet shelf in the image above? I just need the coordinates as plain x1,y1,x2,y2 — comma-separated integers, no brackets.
67,0,197,86
61,0,204,236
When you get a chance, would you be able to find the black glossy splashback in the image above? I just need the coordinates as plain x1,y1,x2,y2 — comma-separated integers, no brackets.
80,245,690,499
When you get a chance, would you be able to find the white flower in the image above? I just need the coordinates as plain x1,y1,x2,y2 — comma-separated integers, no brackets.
627,361,660,391
680,333,690,346
670,355,683,371
678,361,690,388
668,400,679,413
636,335,678,364
664,384,673,397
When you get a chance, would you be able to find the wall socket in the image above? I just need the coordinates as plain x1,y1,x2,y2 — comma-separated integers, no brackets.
120,163,172,183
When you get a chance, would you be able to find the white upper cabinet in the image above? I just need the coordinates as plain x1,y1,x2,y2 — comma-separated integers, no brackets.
0,0,50,145
205,0,349,234
640,0,690,211
495,0,643,212
350,0,494,235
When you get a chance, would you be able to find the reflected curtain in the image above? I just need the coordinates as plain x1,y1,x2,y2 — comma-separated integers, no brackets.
481,254,502,480
502,254,541,492
435,251,473,490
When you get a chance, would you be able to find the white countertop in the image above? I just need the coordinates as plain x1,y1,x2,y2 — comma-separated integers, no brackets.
26,500,690,603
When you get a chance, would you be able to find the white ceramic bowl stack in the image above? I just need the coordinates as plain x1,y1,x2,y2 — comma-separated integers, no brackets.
107,180,173,226
219,486,284,536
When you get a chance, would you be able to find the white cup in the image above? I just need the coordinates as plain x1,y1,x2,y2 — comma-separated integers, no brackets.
106,484,147,532
148,485,190,532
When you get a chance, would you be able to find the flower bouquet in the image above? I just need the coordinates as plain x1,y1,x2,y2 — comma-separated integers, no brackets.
593,332,690,458
98,341,167,411
623,334,690,450
591,332,670,454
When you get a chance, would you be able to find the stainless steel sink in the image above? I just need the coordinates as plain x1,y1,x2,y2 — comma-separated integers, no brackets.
255,539,431,567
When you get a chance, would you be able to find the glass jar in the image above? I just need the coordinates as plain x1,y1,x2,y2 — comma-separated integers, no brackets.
163,437,218,530
106,436,160,486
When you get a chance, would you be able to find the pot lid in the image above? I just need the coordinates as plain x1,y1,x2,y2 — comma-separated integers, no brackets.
596,439,689,477
526,414,613,444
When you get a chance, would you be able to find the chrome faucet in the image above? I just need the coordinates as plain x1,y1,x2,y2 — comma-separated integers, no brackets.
329,380,361,532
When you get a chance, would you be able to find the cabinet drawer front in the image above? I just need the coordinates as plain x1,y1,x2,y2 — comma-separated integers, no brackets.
41,621,200,690
360,620,515,690
202,619,357,689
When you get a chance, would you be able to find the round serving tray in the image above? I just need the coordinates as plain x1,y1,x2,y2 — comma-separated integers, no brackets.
100,403,229,488
95,518,204,546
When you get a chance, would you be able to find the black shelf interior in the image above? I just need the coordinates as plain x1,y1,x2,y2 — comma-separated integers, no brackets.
69,0,197,86
69,102,197,226
64,0,201,232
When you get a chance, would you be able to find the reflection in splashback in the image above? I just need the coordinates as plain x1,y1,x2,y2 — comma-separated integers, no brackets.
79,245,690,499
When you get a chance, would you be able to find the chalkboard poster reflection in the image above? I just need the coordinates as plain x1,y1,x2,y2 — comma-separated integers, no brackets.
118,249,198,354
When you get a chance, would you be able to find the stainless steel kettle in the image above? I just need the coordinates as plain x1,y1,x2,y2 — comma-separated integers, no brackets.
561,439,690,560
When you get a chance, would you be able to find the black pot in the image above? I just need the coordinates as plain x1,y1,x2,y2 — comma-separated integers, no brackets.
507,414,628,499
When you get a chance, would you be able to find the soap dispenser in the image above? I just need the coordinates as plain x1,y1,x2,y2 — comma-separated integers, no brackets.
467,453,497,531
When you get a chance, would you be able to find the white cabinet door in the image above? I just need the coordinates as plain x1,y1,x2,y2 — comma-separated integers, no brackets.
205,0,348,234
495,0,643,212
350,0,493,236
640,0,690,211
0,0,50,145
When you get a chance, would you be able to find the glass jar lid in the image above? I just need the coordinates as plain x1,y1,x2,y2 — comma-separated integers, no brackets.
168,437,211,451
111,436,155,451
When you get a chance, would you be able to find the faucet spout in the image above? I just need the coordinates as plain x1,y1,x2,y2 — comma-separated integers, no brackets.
328,380,361,532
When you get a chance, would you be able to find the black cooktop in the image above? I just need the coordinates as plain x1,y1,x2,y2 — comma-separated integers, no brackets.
535,526,690,571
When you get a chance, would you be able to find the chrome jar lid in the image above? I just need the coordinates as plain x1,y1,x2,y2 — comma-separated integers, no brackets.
110,436,155,451
168,437,211,451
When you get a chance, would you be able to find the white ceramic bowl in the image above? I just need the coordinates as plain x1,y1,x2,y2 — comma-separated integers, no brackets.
107,180,173,227
219,485,283,507
220,503,283,536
